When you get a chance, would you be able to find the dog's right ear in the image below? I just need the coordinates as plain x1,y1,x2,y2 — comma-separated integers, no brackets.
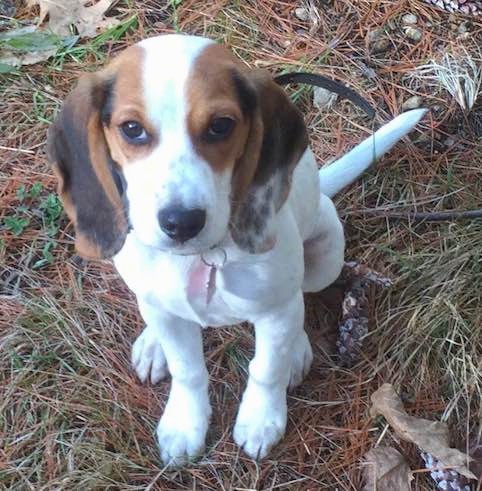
47,73,128,260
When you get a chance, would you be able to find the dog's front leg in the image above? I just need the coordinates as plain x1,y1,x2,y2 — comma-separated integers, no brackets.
137,300,211,466
234,291,305,459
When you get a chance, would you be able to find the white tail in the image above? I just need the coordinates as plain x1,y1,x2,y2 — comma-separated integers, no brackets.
319,108,427,198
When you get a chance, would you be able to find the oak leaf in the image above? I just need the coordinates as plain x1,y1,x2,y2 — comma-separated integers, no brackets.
28,0,120,38
363,446,412,491
370,384,475,480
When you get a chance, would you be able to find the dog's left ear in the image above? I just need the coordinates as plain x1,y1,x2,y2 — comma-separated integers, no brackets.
47,73,128,260
230,69,309,253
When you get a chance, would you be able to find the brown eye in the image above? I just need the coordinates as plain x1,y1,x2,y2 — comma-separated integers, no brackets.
205,117,235,142
120,121,149,144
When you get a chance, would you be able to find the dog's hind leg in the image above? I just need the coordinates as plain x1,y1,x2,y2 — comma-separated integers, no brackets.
302,193,345,293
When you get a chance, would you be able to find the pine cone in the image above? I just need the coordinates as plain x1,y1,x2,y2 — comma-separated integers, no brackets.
336,277,369,366
336,263,393,366
421,452,474,490
423,0,482,16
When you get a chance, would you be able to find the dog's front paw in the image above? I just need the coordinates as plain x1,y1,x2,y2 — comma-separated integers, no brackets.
233,384,287,460
132,327,168,384
288,331,313,390
157,384,211,466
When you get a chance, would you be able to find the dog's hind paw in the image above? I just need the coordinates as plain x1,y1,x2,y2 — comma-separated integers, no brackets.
132,327,169,384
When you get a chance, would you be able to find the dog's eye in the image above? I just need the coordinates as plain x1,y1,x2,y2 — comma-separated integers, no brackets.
120,121,149,144
205,117,235,142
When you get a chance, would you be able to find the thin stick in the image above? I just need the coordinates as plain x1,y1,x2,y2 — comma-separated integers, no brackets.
0,145,35,155
351,208,482,221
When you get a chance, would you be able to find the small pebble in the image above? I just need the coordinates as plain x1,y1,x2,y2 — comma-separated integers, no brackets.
360,63,377,79
444,136,456,147
367,28,384,41
371,38,391,53
0,0,15,17
401,13,418,25
367,28,391,53
402,95,423,111
294,7,309,22
458,22,469,34
313,86,338,111
405,26,423,42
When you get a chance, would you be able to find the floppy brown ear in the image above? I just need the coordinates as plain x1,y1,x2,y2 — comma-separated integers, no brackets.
230,69,309,253
47,73,128,260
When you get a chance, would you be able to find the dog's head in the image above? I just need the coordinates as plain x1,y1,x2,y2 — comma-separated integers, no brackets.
48,35,308,259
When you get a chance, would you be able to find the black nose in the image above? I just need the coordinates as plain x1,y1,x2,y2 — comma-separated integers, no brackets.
158,207,206,242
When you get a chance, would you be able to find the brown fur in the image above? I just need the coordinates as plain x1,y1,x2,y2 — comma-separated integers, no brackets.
186,44,251,174
186,43,308,253
46,47,147,259
48,39,309,258
103,46,156,166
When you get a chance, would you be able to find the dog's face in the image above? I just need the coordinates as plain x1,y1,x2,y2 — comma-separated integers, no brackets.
48,35,308,259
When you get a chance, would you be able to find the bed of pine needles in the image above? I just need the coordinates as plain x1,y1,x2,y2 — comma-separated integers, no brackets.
1,1,481,489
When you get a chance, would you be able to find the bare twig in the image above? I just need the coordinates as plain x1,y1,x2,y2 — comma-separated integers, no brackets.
353,208,482,221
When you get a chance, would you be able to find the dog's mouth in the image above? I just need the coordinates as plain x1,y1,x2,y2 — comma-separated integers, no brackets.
152,235,226,258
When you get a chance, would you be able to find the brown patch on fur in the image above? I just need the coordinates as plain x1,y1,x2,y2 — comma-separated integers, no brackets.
187,43,308,253
186,44,252,174
75,232,103,259
51,163,76,223
229,70,309,253
47,45,154,259
47,72,129,259
245,69,309,203
87,113,123,212
230,106,264,207
102,46,156,165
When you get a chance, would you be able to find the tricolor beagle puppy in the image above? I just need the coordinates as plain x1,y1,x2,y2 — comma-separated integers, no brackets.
47,34,425,465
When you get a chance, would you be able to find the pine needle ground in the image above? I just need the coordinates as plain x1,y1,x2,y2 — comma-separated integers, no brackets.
1,1,481,489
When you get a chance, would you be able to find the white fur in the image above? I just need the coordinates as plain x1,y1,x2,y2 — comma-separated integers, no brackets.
112,35,425,465
319,108,427,198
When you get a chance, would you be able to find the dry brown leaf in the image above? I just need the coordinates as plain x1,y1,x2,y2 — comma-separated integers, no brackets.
0,47,57,67
363,447,412,491
370,384,476,480
0,25,60,69
28,0,120,38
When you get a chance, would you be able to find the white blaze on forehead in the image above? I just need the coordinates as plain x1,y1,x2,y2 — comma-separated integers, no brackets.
138,35,214,131
130,35,218,206
123,35,232,253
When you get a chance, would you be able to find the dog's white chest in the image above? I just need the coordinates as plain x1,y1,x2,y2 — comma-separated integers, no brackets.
113,215,305,327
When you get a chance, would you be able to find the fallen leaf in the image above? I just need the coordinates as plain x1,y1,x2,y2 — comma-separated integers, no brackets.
363,446,412,491
0,25,77,68
0,47,57,67
0,26,57,68
370,384,475,480
313,86,338,111
28,0,120,38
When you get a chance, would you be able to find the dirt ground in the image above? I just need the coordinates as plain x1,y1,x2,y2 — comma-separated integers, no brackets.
1,1,481,489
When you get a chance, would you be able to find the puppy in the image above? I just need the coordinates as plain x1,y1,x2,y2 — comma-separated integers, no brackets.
47,34,425,465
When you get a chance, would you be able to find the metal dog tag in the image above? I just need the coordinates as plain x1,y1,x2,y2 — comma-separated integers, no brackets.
206,266,216,305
